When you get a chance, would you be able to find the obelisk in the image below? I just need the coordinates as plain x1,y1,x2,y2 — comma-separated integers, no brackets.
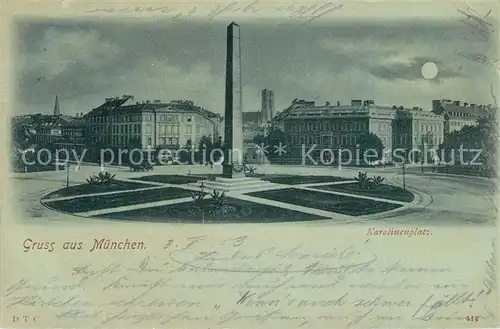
222,22,245,178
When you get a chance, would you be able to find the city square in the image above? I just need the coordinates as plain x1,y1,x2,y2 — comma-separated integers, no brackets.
10,19,498,227
9,162,497,226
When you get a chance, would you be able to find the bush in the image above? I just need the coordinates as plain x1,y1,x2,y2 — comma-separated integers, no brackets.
371,175,385,186
354,171,370,190
86,171,116,186
129,162,154,172
244,164,257,176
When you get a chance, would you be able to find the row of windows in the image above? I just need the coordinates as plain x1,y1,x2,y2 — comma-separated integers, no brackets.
112,135,141,146
112,124,141,134
289,121,369,132
290,111,368,117
159,137,180,145
449,121,473,127
91,124,208,135
288,133,442,149
450,112,474,118
61,130,83,136
420,124,442,133
89,114,194,123
290,135,359,147
90,115,141,123
159,125,180,134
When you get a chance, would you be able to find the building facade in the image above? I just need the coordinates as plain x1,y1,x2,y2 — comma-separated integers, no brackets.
54,117,86,154
275,99,445,161
261,89,275,124
84,96,222,152
432,99,491,134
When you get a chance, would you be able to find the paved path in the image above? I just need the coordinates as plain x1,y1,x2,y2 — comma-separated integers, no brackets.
8,163,498,226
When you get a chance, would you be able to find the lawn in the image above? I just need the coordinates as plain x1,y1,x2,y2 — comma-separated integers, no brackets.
247,188,402,216
13,164,65,173
315,183,415,203
98,197,329,223
132,174,219,184
43,187,194,213
262,175,351,185
132,174,350,186
42,180,157,200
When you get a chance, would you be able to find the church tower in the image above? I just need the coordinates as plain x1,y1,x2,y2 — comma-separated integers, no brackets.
53,95,61,116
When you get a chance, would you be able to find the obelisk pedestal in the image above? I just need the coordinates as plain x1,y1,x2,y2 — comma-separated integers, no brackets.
222,22,245,179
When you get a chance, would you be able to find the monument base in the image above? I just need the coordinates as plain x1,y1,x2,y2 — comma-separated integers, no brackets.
189,177,273,193
222,164,246,179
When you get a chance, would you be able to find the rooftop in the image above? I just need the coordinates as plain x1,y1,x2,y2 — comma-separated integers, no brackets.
87,96,220,120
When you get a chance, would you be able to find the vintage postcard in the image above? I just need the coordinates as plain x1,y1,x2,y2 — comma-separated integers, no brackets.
1,0,499,328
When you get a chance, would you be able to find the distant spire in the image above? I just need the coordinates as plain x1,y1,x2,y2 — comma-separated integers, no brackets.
53,95,60,116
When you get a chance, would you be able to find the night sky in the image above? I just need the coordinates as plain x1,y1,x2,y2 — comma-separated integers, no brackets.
14,2,499,116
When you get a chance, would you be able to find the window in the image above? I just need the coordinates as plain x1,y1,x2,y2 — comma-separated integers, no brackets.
186,115,192,122
148,138,152,145
174,126,179,134
159,125,166,134
186,125,192,134
146,125,152,134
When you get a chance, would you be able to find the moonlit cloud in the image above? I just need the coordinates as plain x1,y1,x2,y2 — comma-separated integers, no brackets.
14,11,499,117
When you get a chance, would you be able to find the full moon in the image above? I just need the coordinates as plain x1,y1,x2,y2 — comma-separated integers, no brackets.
421,62,438,80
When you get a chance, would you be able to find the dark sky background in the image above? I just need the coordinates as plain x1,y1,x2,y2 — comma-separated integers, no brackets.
14,3,499,116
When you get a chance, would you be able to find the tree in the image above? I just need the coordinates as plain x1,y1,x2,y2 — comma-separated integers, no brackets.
357,132,384,163
252,128,290,162
439,109,498,175
198,135,213,164
252,133,265,146
477,111,498,175
12,125,36,150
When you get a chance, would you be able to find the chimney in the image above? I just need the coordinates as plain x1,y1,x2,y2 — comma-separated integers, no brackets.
337,101,340,106
463,102,469,106
392,105,397,110
453,100,460,106
154,100,161,103
325,101,330,106
146,100,150,104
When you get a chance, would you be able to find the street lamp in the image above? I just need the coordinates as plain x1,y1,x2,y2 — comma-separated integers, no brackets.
420,136,425,173
402,161,406,190
66,162,70,188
